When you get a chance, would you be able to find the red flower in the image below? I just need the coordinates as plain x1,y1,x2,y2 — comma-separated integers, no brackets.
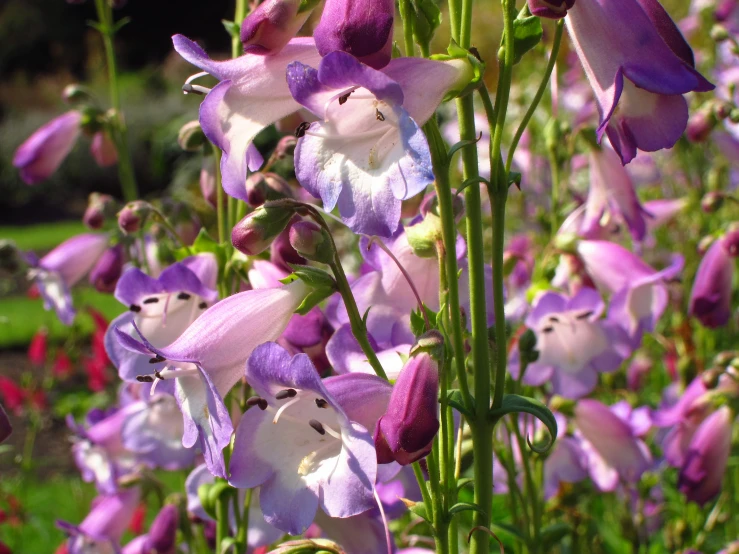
27,329,48,367
0,378,25,416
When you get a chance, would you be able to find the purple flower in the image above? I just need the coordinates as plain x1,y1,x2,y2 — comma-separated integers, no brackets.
121,392,197,470
565,0,714,163
28,233,110,325
374,339,441,466
58,487,142,554
689,231,739,328
678,406,734,505
529,0,575,19
544,436,588,499
510,288,631,399
90,245,125,294
576,240,683,337
90,131,118,168
574,399,652,490
287,52,471,235
122,505,178,554
240,0,317,55
13,111,82,184
229,342,392,535
172,35,321,201
314,0,394,69
581,144,651,241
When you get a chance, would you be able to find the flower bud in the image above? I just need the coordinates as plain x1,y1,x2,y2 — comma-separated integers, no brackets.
686,109,715,143
241,0,319,55
200,157,218,208
232,204,295,256
83,193,116,230
375,332,442,466
118,201,150,234
245,172,294,206
406,214,442,258
90,131,118,167
89,245,124,293
270,217,307,270
528,0,575,19
723,228,739,257
274,135,297,158
314,0,395,69
289,220,334,264
711,24,730,42
266,538,344,553
701,191,724,213
178,120,207,151
143,505,178,554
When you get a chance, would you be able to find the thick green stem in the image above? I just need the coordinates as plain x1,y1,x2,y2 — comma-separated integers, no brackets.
215,493,230,550
94,0,139,202
505,20,565,174
457,92,493,554
213,144,226,244
399,0,416,56
425,119,473,410
232,0,248,58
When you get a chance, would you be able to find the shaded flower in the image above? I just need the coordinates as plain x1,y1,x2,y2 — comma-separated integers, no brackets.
689,231,739,328
229,342,392,535
240,0,317,55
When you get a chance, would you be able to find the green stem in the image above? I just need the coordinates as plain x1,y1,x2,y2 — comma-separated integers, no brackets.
459,0,473,48
505,19,564,174
447,0,462,43
215,493,230,550
232,0,248,58
213,144,226,243
549,149,561,236
457,92,492,554
399,0,416,56
93,0,139,202
424,118,474,411
512,421,541,552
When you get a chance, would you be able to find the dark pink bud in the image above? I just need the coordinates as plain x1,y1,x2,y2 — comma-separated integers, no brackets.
83,193,116,230
28,329,48,367
528,0,575,19
701,192,724,214
240,0,316,55
118,201,149,234
232,205,294,256
314,0,395,69
270,217,306,271
143,505,178,554
53,351,73,379
289,220,333,263
374,333,442,466
245,172,294,207
90,131,118,167
686,109,715,143
274,135,297,158
89,245,124,293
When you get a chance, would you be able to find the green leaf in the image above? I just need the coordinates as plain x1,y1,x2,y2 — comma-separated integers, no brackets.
449,502,487,517
488,394,557,453
447,139,478,160
222,19,241,40
456,477,474,491
456,176,491,196
446,389,474,419
295,287,335,315
286,264,336,290
490,522,526,545
507,15,543,65
409,501,430,522
508,171,522,190
541,522,572,550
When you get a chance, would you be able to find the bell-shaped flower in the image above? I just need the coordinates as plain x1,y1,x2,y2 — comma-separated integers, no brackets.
122,504,178,554
68,405,137,494
581,144,651,241
185,463,283,550
229,342,392,535
689,231,739,328
27,233,110,325
113,278,310,478
678,406,735,505
544,436,589,499
121,392,197,470
576,240,683,337
241,0,318,55
13,111,82,184
58,487,142,554
565,0,714,163
314,0,394,69
374,339,441,466
172,35,321,201
287,51,471,236
105,255,219,383
574,399,652,490
529,0,575,19
510,288,631,398
89,244,125,294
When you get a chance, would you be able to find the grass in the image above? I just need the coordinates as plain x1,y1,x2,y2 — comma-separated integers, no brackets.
0,222,88,252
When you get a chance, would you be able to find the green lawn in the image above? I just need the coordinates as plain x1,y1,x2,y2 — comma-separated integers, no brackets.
0,221,88,252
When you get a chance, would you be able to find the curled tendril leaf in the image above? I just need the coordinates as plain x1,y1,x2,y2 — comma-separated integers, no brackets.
488,394,557,453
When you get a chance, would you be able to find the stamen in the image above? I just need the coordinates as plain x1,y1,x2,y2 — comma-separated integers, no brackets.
199,302,208,309
542,326,554,333
322,423,342,440
376,109,386,122
149,355,165,364
273,397,300,424
136,375,155,383
548,316,560,323
309,419,326,435
143,297,159,304
130,304,142,313
338,91,352,105
275,388,298,400
182,83,212,95
295,122,311,138
246,396,269,411
185,71,209,85
576,310,594,320
315,398,328,409
177,292,192,300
